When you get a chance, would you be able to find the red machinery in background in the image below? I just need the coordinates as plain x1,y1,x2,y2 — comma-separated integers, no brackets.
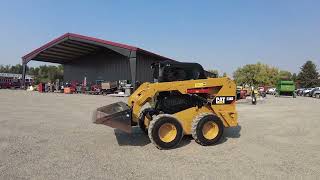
0,73,33,89
64,82,76,94
38,83,45,93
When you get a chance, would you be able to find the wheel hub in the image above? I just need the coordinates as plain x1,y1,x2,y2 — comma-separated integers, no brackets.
158,123,177,143
202,121,219,140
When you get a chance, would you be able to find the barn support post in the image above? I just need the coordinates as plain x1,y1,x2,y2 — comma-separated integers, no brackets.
129,51,137,90
21,60,27,89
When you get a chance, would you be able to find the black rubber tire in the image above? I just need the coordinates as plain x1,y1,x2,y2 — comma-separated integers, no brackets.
138,104,152,134
252,96,257,105
148,114,183,150
138,112,148,134
191,113,224,146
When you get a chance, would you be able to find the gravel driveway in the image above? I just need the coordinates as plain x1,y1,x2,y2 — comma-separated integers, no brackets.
0,90,319,179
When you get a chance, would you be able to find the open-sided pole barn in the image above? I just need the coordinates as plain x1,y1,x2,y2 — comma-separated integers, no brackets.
21,33,173,88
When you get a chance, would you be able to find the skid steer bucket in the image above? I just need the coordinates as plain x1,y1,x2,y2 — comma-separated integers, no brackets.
92,102,132,133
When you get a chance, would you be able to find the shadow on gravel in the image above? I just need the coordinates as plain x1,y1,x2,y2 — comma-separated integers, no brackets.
114,127,150,146
274,96,296,98
114,126,192,148
114,125,237,148
219,125,241,144
177,136,192,148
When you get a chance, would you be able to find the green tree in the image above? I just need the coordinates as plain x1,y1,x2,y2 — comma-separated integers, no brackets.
29,65,64,84
222,72,227,77
207,69,219,78
233,62,268,86
266,65,280,85
0,64,64,84
297,61,319,87
291,73,297,82
233,62,290,87
10,64,23,74
0,64,21,73
279,70,292,80
0,64,28,74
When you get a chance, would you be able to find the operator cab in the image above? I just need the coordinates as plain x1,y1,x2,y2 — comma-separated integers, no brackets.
151,61,207,83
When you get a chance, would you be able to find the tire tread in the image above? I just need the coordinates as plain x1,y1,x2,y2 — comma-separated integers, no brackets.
148,114,183,150
191,113,212,145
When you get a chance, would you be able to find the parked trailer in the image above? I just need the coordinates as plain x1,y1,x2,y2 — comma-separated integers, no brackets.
0,73,33,89
275,80,296,98
101,81,118,95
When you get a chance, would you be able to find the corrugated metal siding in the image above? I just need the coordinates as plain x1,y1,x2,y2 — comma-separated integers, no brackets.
64,49,131,83
136,53,164,82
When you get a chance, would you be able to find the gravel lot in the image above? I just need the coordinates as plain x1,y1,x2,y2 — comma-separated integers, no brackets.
0,90,319,179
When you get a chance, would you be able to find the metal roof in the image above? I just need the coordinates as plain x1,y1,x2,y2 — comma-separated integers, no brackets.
22,33,172,64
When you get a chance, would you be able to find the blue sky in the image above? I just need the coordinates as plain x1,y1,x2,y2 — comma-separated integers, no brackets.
0,0,319,75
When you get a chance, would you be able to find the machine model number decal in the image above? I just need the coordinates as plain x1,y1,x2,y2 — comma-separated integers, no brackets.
195,82,206,88
213,96,235,105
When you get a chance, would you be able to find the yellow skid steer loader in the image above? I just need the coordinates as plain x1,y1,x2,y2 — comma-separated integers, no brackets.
93,61,238,149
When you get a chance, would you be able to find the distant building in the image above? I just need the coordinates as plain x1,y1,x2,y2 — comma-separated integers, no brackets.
0,73,33,80
0,73,33,88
